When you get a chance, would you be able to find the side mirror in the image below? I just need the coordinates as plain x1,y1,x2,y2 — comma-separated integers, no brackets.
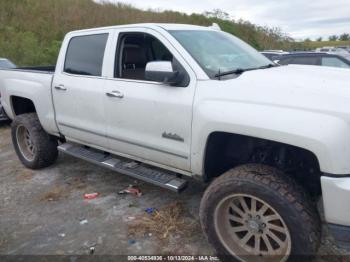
273,60,281,65
145,61,181,85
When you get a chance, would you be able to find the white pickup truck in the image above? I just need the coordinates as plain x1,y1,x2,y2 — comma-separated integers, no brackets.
1,23,350,260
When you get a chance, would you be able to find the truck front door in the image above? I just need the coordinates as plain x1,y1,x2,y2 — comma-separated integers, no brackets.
104,28,196,171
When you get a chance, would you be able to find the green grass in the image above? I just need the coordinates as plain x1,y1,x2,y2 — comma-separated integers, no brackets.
301,40,350,49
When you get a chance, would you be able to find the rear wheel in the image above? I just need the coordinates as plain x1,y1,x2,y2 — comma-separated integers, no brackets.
200,164,321,261
11,113,58,169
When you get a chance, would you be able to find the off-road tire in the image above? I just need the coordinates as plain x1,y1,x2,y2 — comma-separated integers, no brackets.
11,113,58,169
200,164,321,261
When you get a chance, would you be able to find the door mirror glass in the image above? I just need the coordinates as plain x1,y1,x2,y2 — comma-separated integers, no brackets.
145,61,181,85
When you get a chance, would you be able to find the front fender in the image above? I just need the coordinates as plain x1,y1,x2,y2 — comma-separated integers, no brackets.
191,100,350,175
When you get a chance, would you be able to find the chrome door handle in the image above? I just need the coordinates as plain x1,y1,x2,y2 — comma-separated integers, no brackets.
106,90,124,98
55,85,67,91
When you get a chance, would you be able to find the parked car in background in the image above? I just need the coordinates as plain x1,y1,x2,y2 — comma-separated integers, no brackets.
338,46,350,53
0,58,16,69
275,52,350,69
316,47,350,60
0,58,16,121
261,50,289,60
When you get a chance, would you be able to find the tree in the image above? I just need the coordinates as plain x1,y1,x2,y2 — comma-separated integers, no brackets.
329,35,338,41
316,37,322,42
339,33,350,41
304,38,311,42
203,9,230,20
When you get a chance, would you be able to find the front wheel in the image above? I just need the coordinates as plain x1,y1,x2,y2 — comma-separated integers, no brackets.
200,164,321,261
11,113,58,169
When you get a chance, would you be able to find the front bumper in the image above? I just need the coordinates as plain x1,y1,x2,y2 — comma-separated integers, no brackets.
322,176,350,226
321,176,350,249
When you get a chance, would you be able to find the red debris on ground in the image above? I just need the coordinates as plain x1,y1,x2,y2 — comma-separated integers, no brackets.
84,192,99,200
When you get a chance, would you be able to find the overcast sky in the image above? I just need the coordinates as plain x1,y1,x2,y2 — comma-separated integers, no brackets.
101,0,350,40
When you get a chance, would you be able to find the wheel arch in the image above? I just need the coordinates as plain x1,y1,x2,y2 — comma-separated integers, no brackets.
202,132,323,193
10,96,37,116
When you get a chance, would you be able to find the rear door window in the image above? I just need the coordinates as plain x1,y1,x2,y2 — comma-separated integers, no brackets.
64,34,108,76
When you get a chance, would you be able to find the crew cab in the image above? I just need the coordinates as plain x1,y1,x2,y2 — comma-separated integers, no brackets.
1,23,350,261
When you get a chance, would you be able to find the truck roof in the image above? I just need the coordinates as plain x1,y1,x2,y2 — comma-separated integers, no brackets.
68,23,214,34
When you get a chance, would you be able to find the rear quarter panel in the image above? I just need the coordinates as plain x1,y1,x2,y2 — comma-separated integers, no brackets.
0,69,59,134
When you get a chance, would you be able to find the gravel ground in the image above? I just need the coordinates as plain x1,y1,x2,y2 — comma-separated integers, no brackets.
0,123,349,261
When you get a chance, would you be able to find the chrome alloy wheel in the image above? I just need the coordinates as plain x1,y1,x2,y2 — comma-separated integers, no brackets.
214,194,291,261
16,125,36,161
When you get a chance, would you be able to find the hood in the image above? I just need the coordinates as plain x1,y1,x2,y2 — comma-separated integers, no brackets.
237,64,350,91
202,64,350,120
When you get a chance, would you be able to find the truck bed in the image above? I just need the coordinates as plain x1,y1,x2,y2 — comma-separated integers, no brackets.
4,65,55,74
0,67,58,134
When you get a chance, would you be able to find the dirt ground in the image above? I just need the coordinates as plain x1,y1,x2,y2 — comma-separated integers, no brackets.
0,123,349,260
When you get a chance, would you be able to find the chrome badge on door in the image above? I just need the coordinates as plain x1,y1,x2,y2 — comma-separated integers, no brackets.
162,132,184,142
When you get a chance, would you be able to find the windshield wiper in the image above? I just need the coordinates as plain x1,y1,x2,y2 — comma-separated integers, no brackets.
215,63,276,79
215,68,253,78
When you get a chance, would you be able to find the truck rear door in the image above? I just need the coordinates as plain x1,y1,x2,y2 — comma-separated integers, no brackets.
52,30,112,148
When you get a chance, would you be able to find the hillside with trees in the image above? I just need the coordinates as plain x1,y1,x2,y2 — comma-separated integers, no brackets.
301,33,350,49
302,40,350,49
0,0,297,66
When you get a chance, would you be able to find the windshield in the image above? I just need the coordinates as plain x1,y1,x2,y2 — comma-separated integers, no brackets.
0,59,16,69
170,30,272,79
